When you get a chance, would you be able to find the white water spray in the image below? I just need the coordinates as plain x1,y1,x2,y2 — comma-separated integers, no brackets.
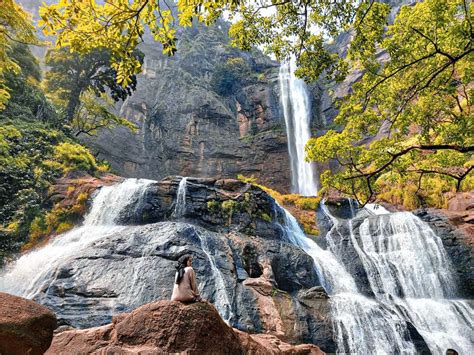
351,213,474,354
279,58,318,196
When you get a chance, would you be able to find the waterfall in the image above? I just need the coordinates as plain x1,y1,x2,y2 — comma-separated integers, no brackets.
350,214,473,353
278,202,474,354
279,58,318,196
172,177,188,218
0,178,154,298
196,231,233,323
172,176,233,322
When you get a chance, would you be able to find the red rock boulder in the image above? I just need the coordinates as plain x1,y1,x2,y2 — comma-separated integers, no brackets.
0,292,57,355
47,300,323,354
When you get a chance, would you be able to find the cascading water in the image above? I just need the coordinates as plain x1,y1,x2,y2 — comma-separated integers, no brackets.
352,213,474,353
0,178,154,298
172,177,233,322
195,231,233,323
278,202,474,354
279,58,318,196
172,177,188,218
279,204,418,354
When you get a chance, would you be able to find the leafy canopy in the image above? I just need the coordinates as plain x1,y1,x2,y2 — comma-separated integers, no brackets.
44,47,142,131
0,0,38,109
306,0,473,205
38,0,380,85
38,0,473,205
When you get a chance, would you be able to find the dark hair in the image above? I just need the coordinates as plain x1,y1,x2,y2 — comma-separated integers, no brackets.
175,254,192,284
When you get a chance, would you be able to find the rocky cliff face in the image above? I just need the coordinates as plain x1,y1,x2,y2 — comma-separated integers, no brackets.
12,176,336,351
80,22,293,192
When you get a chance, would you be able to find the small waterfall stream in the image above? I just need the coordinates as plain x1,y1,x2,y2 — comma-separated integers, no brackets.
196,231,233,323
172,177,188,218
0,178,154,298
171,177,233,322
278,202,474,354
279,58,318,196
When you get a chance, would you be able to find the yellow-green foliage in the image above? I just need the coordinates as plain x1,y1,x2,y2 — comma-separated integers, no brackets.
299,212,320,236
375,172,471,209
53,142,99,173
259,212,272,222
207,200,220,212
294,197,321,210
22,187,92,252
237,174,320,236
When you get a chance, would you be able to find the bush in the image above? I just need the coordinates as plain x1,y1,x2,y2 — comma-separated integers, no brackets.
210,57,251,96
294,197,321,210
53,142,98,173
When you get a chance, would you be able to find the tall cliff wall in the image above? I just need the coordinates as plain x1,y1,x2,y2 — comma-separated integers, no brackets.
80,22,294,192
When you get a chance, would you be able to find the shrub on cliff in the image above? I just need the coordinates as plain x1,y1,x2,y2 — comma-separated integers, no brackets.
210,57,252,96
237,175,320,236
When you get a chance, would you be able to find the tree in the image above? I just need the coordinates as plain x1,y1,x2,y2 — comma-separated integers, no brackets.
0,0,38,109
306,0,473,205
210,57,252,96
44,47,142,124
71,89,137,137
38,0,473,205
38,0,375,85
0,43,59,126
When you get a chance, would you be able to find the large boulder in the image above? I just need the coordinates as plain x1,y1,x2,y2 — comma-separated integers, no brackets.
46,300,323,354
0,292,57,355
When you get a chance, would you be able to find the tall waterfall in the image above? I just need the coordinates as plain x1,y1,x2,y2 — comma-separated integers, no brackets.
279,58,318,196
278,203,474,354
0,178,154,298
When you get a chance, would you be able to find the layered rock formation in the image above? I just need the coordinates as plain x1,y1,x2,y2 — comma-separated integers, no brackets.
47,300,323,354
4,176,335,351
0,292,57,355
79,22,293,192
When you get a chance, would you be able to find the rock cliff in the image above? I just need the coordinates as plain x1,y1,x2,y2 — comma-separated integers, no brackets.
17,176,336,351
80,22,293,192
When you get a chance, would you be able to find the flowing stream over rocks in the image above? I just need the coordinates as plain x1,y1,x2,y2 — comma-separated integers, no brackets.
308,203,473,354
279,58,318,196
0,178,472,354
0,179,155,299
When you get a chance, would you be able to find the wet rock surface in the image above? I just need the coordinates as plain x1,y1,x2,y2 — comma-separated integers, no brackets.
0,292,57,355
32,220,334,349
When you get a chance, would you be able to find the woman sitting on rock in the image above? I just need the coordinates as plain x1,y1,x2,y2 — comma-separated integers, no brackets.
171,254,202,303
